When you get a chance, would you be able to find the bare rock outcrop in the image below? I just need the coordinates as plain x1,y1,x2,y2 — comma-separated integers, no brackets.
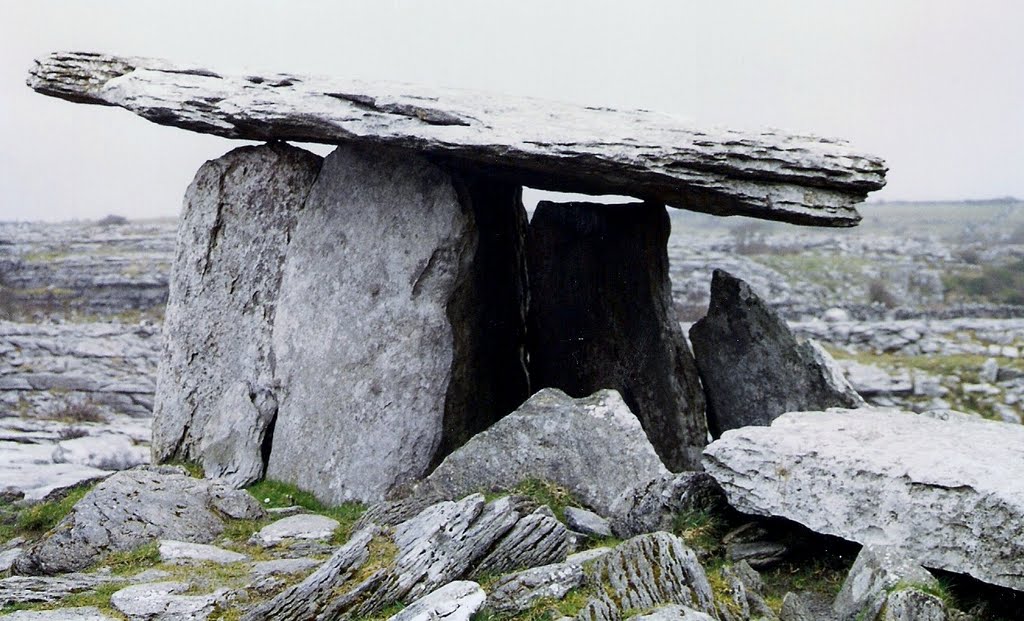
527,201,707,470
703,408,1024,592
13,466,264,575
689,270,864,436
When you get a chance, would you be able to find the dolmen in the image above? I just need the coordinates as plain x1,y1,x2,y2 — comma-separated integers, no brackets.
28,51,887,503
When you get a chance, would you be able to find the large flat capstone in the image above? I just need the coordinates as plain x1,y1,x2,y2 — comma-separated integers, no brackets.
703,408,1024,592
28,52,886,226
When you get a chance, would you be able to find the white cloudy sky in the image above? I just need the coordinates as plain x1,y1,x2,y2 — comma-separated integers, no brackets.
1,1,1022,221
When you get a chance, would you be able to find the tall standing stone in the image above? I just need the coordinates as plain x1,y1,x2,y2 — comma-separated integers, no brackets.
526,201,707,471
152,143,322,471
688,269,864,437
266,144,529,503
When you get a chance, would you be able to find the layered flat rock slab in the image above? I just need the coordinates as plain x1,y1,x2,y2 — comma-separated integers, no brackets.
387,581,486,621
414,388,669,517
152,142,322,484
0,608,119,621
250,514,339,547
29,52,886,226
690,270,864,437
528,202,706,470
703,408,1024,592
266,143,528,503
14,466,264,575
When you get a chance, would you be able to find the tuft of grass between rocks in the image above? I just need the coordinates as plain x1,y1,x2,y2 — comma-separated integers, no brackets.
245,479,366,545
0,482,97,544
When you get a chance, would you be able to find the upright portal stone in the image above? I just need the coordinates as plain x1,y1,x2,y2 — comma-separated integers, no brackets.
527,201,707,471
152,143,322,469
266,144,528,503
688,269,864,437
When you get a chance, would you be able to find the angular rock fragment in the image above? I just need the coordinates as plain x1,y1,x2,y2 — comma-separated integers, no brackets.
387,580,486,621
152,143,322,471
833,545,940,621
249,514,339,547
472,506,570,576
689,270,865,436
703,408,1024,592
28,52,888,227
157,540,247,565
609,471,725,538
14,466,264,575
881,589,948,621
527,201,707,470
564,507,612,539
415,388,669,516
577,532,717,619
266,144,529,503
197,381,277,489
486,562,586,615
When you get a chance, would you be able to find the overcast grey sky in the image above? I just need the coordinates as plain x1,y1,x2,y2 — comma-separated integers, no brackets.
1,1,1022,221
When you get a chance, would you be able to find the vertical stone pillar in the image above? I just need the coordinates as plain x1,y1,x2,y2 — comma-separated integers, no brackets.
527,201,707,471
266,144,529,503
152,143,322,486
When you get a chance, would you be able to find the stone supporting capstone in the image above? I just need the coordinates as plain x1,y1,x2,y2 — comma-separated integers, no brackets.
265,144,529,503
152,143,322,476
526,201,707,471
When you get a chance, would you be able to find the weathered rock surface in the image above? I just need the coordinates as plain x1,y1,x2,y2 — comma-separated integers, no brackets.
527,202,707,470
564,507,612,539
0,607,119,621
109,581,227,621
471,506,570,576
250,514,339,547
51,434,148,471
704,408,1024,591
267,143,529,503
157,540,247,565
387,580,486,621
485,548,611,615
609,472,725,538
241,526,377,621
197,381,277,489
14,466,264,575
690,270,865,436
833,545,940,621
577,532,718,620
881,589,948,621
631,605,718,620
29,52,887,226
0,574,120,607
415,388,669,517
152,142,322,469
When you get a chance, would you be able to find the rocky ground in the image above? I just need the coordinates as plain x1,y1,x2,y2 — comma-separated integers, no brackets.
1,201,1023,619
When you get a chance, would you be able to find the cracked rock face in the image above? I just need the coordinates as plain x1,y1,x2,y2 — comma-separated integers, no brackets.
703,408,1024,592
152,142,322,469
689,269,865,437
13,466,264,575
527,202,707,470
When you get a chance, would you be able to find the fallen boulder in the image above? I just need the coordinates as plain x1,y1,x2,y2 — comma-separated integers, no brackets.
703,408,1024,592
689,270,864,436
14,466,264,575
413,388,669,517
527,201,707,470
28,52,887,226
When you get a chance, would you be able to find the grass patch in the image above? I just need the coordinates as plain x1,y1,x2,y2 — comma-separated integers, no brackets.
890,579,958,610
483,479,577,522
99,541,161,575
166,460,205,478
472,586,595,621
944,259,1024,305
672,508,729,554
16,484,92,535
